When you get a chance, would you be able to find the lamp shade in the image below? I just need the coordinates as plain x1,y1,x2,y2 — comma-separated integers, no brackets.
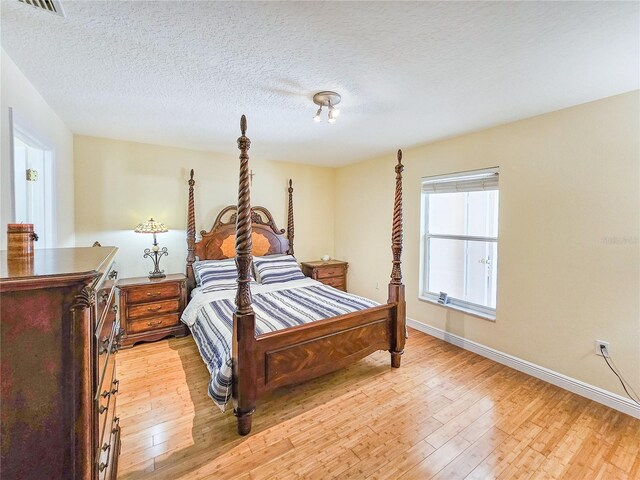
134,218,168,234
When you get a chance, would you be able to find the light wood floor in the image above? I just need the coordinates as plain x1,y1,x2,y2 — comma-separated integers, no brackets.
116,328,640,479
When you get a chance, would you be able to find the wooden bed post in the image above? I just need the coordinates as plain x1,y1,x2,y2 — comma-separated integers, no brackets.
287,179,294,255
232,115,257,436
186,169,196,291
388,149,406,368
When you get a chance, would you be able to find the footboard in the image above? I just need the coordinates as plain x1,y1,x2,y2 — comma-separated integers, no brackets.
255,304,396,395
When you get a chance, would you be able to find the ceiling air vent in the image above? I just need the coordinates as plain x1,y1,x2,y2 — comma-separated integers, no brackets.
17,0,65,17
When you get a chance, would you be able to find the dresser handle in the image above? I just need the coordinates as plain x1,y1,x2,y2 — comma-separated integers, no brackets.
112,417,120,434
108,270,118,280
102,442,111,452
111,304,118,314
99,291,109,304
99,405,108,414
146,291,161,297
111,379,120,395
147,306,162,312
98,461,108,472
98,336,109,355
101,389,111,399
147,320,163,327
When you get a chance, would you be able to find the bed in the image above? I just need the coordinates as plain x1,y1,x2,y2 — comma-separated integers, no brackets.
183,115,406,435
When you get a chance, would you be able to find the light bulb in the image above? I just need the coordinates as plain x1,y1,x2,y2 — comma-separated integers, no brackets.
313,107,322,122
331,108,340,118
328,109,336,123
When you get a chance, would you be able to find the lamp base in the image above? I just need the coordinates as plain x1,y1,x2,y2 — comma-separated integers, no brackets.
143,244,169,280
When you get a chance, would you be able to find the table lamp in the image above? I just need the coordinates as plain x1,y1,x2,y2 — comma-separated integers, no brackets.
134,218,168,278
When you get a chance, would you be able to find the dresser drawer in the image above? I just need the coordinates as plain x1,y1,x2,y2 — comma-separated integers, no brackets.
97,294,117,348
315,265,345,279
95,264,118,325
127,313,181,334
99,420,120,480
127,283,181,304
128,298,180,320
97,397,118,479
97,326,116,396
97,354,116,450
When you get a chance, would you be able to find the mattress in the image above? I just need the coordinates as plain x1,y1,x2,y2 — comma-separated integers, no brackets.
181,278,379,411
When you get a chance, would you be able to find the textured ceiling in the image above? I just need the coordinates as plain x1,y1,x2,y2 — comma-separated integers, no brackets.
1,1,638,166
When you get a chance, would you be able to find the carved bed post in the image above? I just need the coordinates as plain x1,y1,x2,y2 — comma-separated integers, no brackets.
186,169,197,291
388,149,406,368
287,179,294,255
232,115,257,435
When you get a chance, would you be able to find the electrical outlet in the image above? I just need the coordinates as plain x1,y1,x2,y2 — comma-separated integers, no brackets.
595,340,610,357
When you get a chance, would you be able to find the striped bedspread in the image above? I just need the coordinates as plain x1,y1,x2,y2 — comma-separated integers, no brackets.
181,278,379,412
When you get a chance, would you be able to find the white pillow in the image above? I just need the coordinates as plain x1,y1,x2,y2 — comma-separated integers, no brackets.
253,254,306,285
193,259,256,293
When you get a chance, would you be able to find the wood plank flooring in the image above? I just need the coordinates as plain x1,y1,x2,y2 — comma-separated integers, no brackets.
116,328,640,479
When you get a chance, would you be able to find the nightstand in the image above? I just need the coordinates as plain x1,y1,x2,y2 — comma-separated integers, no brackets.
300,260,348,292
117,273,188,348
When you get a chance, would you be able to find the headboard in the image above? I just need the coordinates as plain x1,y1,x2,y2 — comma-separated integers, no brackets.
185,170,294,290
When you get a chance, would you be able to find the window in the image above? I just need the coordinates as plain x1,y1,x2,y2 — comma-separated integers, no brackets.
420,168,499,319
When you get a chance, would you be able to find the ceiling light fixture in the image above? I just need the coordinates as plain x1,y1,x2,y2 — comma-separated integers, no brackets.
312,91,341,124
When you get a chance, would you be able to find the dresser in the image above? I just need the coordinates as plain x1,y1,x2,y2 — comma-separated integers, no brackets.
300,260,349,291
118,273,188,348
0,247,121,480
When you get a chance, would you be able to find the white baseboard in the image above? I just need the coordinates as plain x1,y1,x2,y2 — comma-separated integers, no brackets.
407,318,640,419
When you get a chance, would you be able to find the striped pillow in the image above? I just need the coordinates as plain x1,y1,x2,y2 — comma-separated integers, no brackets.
193,259,256,293
253,254,306,285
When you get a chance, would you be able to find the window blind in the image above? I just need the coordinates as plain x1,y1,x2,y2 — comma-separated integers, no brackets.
422,167,499,194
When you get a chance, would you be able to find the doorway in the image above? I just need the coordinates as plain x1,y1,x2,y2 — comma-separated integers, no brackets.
10,108,56,248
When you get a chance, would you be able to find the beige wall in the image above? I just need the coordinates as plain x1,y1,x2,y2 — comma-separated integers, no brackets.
0,49,75,248
335,91,640,398
74,136,335,279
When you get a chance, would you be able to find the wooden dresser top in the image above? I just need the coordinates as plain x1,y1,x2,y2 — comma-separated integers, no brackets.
0,247,118,290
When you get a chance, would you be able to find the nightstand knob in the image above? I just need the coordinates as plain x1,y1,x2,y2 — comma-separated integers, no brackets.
147,306,162,312
146,291,161,297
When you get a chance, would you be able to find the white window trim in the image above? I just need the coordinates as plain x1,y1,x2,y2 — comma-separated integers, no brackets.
419,167,499,321
418,294,496,321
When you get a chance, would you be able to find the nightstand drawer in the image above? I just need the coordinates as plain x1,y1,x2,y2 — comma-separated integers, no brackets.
315,265,345,279
127,313,181,334
322,277,346,290
127,283,181,304
128,299,180,319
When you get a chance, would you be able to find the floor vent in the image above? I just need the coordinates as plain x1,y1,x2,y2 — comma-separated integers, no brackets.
17,0,65,17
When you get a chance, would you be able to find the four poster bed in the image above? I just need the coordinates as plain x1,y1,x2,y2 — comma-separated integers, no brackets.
182,115,405,435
